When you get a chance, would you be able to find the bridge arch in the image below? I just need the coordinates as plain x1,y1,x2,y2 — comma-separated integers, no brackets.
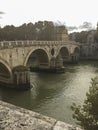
70,47,80,63
24,48,50,68
57,46,70,64
0,59,12,78
73,47,80,54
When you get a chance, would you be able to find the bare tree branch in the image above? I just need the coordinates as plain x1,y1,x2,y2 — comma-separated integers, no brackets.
0,11,5,14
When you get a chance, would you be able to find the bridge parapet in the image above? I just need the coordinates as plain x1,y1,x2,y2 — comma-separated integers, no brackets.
0,40,79,49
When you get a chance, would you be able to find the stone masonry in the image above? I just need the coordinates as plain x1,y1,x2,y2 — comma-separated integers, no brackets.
0,41,80,89
0,100,83,130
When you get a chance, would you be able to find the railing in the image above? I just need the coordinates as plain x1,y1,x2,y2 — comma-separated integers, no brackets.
0,40,79,49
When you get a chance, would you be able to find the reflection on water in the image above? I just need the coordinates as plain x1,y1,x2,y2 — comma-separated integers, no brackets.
0,61,98,126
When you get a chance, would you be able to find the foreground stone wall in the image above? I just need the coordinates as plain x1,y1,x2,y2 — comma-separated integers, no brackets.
0,100,83,130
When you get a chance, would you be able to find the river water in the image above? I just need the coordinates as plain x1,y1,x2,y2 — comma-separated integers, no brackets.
0,61,98,126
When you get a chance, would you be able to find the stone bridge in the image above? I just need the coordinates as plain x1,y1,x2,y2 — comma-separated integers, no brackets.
0,40,80,89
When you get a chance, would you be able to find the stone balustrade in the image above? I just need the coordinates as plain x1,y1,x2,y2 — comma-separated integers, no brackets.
0,40,79,49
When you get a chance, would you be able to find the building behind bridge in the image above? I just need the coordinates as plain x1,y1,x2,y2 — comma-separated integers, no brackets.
70,30,98,60
80,30,98,60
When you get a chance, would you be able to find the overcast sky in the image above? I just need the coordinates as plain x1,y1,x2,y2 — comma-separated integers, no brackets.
0,0,98,29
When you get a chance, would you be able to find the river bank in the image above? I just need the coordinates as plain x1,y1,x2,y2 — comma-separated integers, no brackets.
0,100,82,130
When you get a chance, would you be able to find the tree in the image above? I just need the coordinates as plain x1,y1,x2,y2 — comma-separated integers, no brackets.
42,21,54,40
69,31,88,43
71,77,98,130
0,20,68,41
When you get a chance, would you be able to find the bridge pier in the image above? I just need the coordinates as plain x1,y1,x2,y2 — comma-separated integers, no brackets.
70,54,79,63
12,66,30,89
0,66,30,89
49,56,65,73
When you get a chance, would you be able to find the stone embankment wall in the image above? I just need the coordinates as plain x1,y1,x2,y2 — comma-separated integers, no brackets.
0,100,83,130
